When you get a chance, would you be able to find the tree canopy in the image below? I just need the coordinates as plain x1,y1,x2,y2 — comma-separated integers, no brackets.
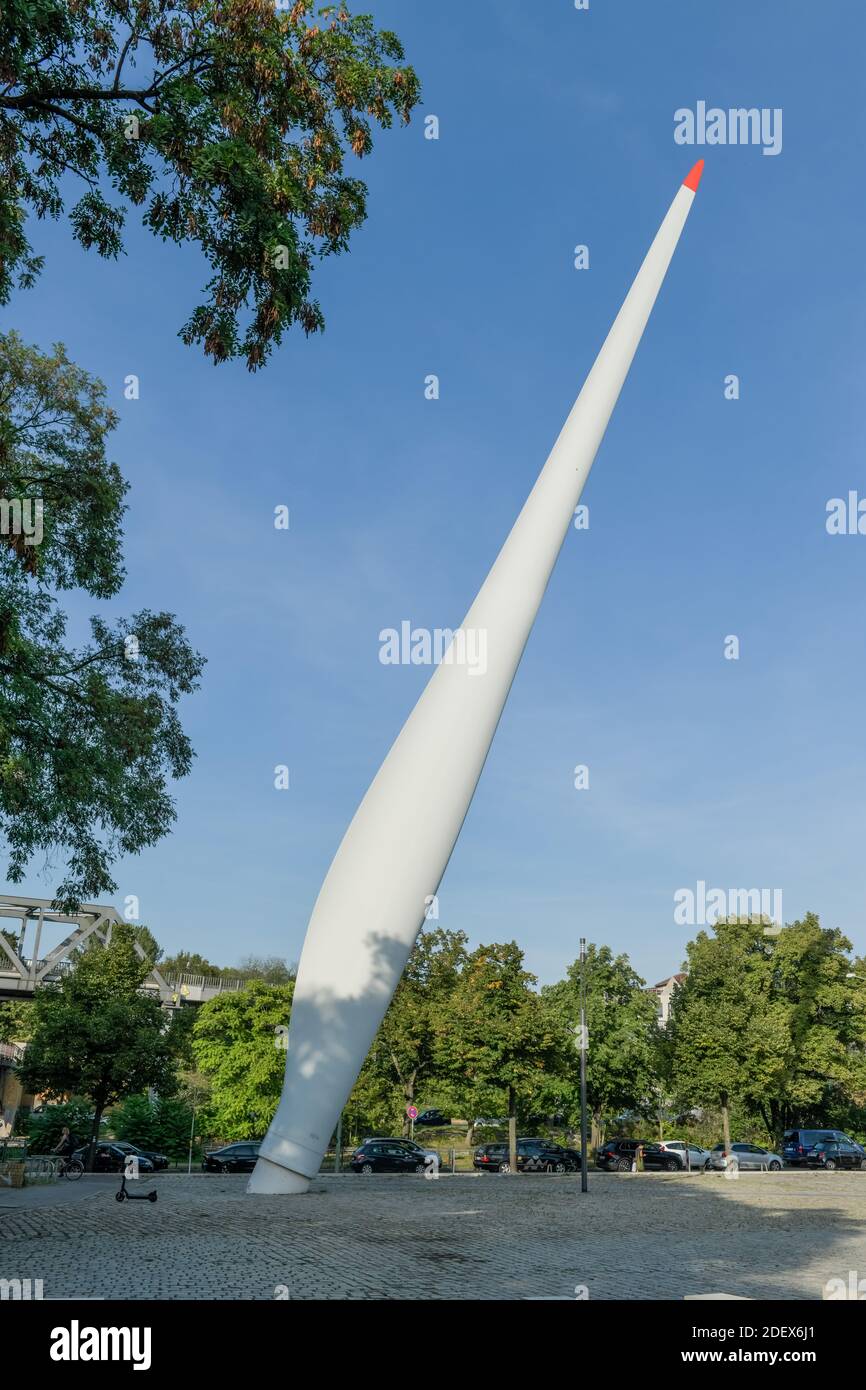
0,0,421,368
191,978,294,1137
0,330,204,907
18,924,185,1159
542,943,661,1145
666,914,866,1148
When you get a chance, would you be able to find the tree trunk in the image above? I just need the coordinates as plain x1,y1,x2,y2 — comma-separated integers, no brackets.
86,1099,106,1173
401,1073,416,1138
591,1111,604,1152
720,1090,731,1154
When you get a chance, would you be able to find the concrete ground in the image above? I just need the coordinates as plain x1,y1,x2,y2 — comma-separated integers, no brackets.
1,1169,864,1300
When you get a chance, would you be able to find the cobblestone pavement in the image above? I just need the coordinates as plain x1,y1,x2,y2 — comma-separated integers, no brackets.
1,1170,864,1300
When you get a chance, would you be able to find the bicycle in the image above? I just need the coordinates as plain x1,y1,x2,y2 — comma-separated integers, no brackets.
56,1155,84,1181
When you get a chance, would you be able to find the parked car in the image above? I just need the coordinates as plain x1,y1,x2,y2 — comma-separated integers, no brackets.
361,1136,439,1163
112,1140,169,1171
201,1142,261,1173
473,1139,579,1173
595,1139,645,1171
708,1143,783,1172
72,1142,155,1174
413,1109,450,1128
350,1141,427,1174
519,1139,581,1173
806,1139,865,1171
783,1129,854,1167
657,1140,712,1171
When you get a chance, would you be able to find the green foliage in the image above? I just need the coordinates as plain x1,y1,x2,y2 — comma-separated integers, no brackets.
0,1,421,368
666,914,866,1149
0,330,204,906
191,979,294,1138
0,995,33,1043
111,1092,194,1161
542,944,661,1140
18,925,183,1130
161,949,294,983
350,927,468,1134
17,1097,95,1151
435,941,568,1123
128,924,162,965
161,950,223,979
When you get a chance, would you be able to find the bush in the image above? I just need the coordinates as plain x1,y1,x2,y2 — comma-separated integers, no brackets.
110,1094,195,1163
18,1099,94,1153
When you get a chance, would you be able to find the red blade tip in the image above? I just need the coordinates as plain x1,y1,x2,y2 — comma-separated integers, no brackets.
683,159,704,192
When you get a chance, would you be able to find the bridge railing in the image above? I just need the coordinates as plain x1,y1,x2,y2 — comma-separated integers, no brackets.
164,974,247,993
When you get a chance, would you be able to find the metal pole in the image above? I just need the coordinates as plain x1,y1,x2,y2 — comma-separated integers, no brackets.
187,1103,196,1175
579,937,588,1194
334,1112,343,1173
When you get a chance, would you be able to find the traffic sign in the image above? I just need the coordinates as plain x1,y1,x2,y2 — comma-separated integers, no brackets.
406,1105,418,1120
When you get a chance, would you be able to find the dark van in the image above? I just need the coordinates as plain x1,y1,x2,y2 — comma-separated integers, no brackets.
783,1129,852,1166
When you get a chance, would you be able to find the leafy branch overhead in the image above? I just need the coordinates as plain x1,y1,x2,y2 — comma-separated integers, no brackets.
0,330,204,908
0,0,422,368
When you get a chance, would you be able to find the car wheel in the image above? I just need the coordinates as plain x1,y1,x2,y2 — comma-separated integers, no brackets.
768,1160,782,1172
554,1162,567,1174
663,1158,677,1172
615,1158,630,1172
219,1162,230,1174
499,1162,511,1174
415,1164,425,1174
822,1159,835,1171
360,1162,374,1174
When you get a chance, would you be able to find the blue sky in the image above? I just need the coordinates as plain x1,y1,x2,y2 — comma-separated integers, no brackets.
8,0,866,987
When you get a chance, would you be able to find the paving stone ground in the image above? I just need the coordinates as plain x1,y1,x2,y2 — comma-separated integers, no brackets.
1,1169,864,1300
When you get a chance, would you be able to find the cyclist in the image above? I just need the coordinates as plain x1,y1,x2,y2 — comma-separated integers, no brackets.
52,1126,76,1159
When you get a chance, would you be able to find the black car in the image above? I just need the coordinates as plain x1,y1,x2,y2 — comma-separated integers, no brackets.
807,1139,865,1171
350,1141,427,1174
201,1142,261,1174
473,1139,580,1174
414,1109,450,1128
595,1139,646,1171
783,1129,853,1167
112,1141,169,1171
72,1142,155,1174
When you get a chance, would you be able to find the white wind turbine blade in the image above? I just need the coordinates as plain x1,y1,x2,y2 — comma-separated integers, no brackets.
250,161,705,1194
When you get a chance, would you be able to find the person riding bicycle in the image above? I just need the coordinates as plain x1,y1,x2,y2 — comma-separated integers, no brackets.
52,1126,77,1160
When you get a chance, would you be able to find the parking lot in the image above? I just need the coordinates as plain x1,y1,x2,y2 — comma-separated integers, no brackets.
2,1168,866,1300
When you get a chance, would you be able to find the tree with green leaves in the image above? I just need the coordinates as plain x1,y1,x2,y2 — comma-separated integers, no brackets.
17,1097,94,1151
0,995,32,1044
160,949,223,979
111,1090,195,1162
18,924,185,1165
435,941,567,1135
666,914,866,1153
0,0,421,369
0,330,204,907
350,926,468,1136
191,979,294,1138
542,943,661,1148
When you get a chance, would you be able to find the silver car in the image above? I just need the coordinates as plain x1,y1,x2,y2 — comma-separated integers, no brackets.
708,1142,783,1172
658,1139,712,1171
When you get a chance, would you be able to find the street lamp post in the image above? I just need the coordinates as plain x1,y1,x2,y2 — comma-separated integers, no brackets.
579,938,588,1195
